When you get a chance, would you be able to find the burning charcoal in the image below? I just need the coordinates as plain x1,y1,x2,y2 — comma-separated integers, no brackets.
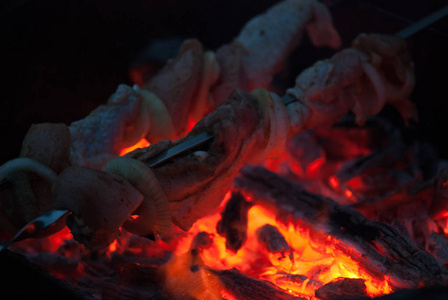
427,232,448,266
216,191,252,252
191,231,214,250
100,278,165,300
212,268,305,300
113,263,164,286
26,252,81,279
0,249,93,299
286,130,325,178
235,166,448,290
256,224,291,258
429,168,448,220
161,251,222,300
315,278,367,300
274,272,323,293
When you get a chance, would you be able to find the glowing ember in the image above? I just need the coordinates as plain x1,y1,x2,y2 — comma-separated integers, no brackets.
7,121,442,299
173,200,392,298
329,176,339,189
307,157,325,177
119,138,150,156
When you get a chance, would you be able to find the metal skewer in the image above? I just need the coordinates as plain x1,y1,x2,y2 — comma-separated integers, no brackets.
1,5,447,250
396,5,448,38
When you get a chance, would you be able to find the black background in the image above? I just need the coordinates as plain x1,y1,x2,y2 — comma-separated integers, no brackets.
1,0,447,164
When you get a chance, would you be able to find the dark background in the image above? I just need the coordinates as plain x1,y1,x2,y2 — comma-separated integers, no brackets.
1,0,447,164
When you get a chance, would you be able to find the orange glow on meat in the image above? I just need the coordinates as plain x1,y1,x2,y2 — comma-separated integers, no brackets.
187,118,197,133
119,138,150,156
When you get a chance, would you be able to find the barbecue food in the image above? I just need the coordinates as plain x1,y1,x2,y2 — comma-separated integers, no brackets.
52,166,144,250
234,0,341,91
60,0,342,171
125,34,416,232
0,123,70,234
103,156,171,237
209,0,341,114
287,33,416,133
69,84,145,169
1,30,417,248
143,39,204,138
128,89,265,231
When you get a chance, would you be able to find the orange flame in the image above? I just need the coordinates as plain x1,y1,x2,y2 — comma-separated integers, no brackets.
175,201,392,298
119,138,150,156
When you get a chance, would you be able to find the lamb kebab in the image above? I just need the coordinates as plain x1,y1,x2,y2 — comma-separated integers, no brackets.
0,0,341,240
69,0,341,170
0,31,416,250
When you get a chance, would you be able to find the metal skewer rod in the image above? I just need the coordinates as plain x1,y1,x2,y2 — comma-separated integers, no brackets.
396,4,448,38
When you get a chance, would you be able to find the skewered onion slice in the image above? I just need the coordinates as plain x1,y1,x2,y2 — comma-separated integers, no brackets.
190,50,221,121
104,156,171,236
249,88,290,163
134,85,176,143
52,166,143,249
0,157,57,184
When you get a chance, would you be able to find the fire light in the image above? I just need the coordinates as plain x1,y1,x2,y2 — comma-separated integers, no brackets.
174,200,391,298
119,138,150,156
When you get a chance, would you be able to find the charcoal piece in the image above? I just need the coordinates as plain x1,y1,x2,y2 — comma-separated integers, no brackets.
274,272,323,291
216,191,252,252
334,130,406,184
191,231,214,250
213,268,306,300
427,232,448,266
256,224,291,255
314,278,367,300
286,130,324,176
111,263,163,285
100,278,166,300
0,249,93,300
366,285,448,300
429,167,448,219
26,252,82,278
234,166,448,290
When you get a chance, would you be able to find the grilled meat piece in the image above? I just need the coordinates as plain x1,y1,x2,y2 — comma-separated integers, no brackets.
129,89,264,231
286,33,416,134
